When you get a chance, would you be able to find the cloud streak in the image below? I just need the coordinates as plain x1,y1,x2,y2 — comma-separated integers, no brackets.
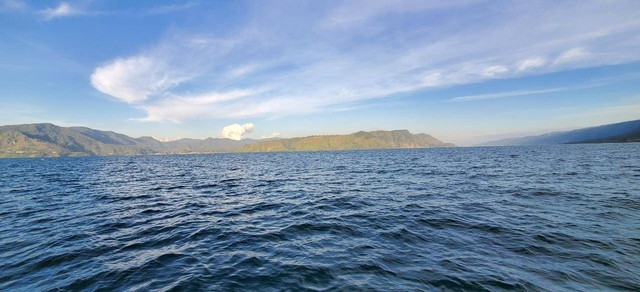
449,87,576,102
40,2,81,20
449,71,640,102
90,0,640,122
145,1,197,16
260,132,281,139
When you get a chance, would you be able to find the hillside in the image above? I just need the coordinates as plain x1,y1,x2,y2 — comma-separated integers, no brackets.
576,128,640,143
237,130,455,152
158,138,259,153
0,123,258,158
481,119,640,146
0,124,154,157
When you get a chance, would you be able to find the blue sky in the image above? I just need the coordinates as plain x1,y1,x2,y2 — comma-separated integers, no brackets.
1,0,639,145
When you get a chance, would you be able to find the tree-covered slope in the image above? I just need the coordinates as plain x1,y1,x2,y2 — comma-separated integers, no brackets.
238,130,454,152
0,123,154,157
0,130,68,157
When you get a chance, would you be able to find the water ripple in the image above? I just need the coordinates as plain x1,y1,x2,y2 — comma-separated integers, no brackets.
1,144,639,290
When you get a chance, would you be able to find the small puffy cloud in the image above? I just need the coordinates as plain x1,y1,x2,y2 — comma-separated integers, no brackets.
260,132,281,139
555,48,590,65
40,2,80,20
222,123,255,140
517,57,546,71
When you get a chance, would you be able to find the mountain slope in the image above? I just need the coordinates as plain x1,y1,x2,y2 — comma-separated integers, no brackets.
157,138,260,153
0,130,67,157
576,128,640,143
481,119,640,146
238,130,455,152
0,123,261,158
0,123,154,157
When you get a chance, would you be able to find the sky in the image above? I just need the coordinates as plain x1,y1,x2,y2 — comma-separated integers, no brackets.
1,0,639,145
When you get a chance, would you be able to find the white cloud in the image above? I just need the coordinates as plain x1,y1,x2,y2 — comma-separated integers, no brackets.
40,2,80,20
221,123,255,140
554,48,590,65
90,1,640,122
450,87,574,102
91,56,189,104
146,2,197,15
322,0,477,28
422,73,443,87
135,89,260,122
152,136,180,142
260,132,281,139
448,79,619,102
517,57,546,71
482,65,509,77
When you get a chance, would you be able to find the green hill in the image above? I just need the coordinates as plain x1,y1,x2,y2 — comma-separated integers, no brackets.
0,123,154,157
237,130,455,152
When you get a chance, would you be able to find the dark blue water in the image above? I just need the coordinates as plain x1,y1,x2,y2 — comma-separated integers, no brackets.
1,144,639,291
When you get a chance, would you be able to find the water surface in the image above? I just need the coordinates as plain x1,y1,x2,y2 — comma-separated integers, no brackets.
1,144,639,290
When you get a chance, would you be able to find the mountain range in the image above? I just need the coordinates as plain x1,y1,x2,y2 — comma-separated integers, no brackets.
481,119,640,146
0,124,454,158
2,119,637,158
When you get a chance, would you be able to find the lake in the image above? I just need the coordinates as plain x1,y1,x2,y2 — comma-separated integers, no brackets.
1,144,639,290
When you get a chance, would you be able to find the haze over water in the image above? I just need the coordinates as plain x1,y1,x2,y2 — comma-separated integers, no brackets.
1,144,639,290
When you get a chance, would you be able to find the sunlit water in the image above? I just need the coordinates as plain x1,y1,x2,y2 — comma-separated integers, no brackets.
1,144,639,291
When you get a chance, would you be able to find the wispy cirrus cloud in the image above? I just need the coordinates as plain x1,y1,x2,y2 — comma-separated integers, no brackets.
0,0,26,12
39,2,82,20
553,48,590,65
449,70,640,102
1,1,93,20
517,57,546,71
145,1,197,16
449,87,578,102
135,89,263,122
91,56,191,104
90,0,640,122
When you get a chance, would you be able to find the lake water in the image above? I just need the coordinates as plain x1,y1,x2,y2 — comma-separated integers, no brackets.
1,144,639,291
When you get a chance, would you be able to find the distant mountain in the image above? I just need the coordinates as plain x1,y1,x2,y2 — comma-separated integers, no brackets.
481,119,640,146
153,137,260,153
0,123,260,158
237,130,455,152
